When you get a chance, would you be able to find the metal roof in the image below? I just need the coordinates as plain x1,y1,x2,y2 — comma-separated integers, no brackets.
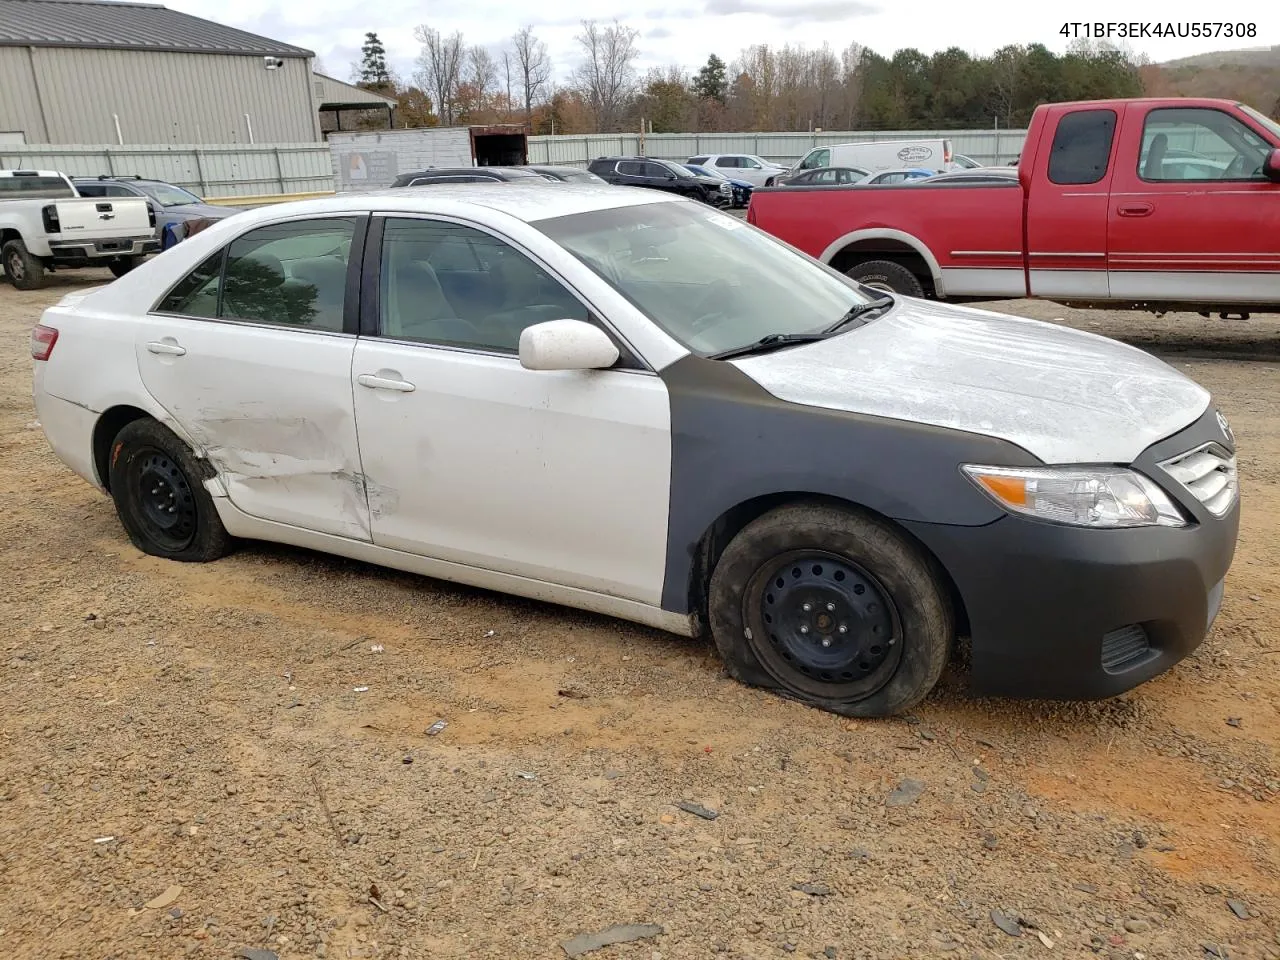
0,0,314,57
313,72,397,108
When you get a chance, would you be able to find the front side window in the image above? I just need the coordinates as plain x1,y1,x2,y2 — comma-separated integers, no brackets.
812,169,838,184
532,200,875,357
798,149,830,171
742,157,763,169
688,156,710,166
154,217,356,331
1047,109,1117,185
1139,107,1272,181
379,217,589,354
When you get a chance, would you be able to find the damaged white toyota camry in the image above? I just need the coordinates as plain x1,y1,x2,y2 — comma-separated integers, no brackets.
32,183,1238,717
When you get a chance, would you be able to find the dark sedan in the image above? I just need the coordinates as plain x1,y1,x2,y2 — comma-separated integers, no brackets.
390,167,549,187
527,165,608,183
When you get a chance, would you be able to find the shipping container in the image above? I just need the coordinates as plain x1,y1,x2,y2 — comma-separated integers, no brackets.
327,124,530,192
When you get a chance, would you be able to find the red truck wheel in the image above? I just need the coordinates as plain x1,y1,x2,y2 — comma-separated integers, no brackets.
846,260,924,298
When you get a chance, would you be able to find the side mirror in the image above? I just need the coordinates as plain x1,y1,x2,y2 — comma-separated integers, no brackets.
665,173,676,180
519,319,619,371
1265,148,1280,183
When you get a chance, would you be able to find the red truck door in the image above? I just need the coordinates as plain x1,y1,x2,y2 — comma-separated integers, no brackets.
1024,107,1120,299
1107,102,1280,305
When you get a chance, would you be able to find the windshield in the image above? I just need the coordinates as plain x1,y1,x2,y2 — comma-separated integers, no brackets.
1239,103,1280,143
140,182,203,206
532,200,875,356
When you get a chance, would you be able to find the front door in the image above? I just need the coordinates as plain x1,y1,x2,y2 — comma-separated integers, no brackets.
135,215,372,541
1024,106,1119,299
1107,103,1280,304
349,215,672,605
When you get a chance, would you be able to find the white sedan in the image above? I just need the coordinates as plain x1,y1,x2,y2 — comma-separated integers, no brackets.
32,184,1238,717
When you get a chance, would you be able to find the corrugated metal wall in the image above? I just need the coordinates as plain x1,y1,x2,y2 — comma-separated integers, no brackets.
529,129,1029,167
0,46,320,145
0,127,1029,199
0,143,333,197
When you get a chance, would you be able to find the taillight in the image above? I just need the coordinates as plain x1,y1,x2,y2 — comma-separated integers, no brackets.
746,203,756,225
147,205,156,228
42,204,61,233
31,324,58,361
944,143,953,163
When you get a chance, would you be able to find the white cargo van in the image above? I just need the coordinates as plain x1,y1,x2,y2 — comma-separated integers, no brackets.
774,139,954,184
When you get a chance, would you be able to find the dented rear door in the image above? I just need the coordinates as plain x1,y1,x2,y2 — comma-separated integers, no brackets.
134,215,372,541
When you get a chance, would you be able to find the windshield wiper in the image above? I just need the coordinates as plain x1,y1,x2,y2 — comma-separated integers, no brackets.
707,332,831,361
822,295,895,334
707,296,895,362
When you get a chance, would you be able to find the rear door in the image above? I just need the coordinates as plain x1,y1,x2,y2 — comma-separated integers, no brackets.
134,214,372,540
1107,103,1280,304
1024,107,1119,299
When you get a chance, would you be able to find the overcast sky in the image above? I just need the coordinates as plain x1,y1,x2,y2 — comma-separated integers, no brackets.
168,0,1271,85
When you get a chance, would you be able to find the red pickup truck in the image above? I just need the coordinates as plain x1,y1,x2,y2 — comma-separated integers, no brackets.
747,98,1280,314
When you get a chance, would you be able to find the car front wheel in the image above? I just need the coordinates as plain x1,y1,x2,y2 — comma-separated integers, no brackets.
108,255,141,278
108,418,233,562
708,502,952,717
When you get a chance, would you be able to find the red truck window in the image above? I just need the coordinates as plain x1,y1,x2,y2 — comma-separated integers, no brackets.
1047,109,1117,186
1138,108,1272,183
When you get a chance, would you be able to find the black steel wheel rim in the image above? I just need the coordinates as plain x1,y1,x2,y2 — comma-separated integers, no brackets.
128,447,198,551
744,549,903,700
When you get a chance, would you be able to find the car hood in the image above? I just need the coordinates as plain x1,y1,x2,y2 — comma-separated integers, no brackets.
729,299,1210,464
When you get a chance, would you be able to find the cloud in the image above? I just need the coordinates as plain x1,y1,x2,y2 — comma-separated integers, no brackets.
703,0,878,23
647,26,674,38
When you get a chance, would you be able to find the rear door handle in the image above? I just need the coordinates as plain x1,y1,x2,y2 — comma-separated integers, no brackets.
145,339,186,356
1117,202,1154,217
357,373,415,393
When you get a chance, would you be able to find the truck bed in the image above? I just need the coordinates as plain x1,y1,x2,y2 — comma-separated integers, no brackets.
749,180,1026,299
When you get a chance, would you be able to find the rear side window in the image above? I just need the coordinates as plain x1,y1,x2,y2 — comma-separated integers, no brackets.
154,217,357,331
616,161,644,176
0,175,75,199
1047,109,1117,185
714,157,742,168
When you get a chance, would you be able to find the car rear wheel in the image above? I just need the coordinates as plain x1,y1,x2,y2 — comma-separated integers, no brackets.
708,502,952,717
108,255,141,278
108,418,233,562
847,260,924,297
2,239,46,290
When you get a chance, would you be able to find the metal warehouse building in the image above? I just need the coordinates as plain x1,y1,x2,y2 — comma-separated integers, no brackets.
0,0,322,145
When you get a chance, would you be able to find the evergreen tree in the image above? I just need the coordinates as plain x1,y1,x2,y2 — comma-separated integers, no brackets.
359,32,393,92
693,53,727,103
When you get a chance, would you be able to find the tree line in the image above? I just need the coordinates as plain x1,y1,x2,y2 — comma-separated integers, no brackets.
348,27,1255,136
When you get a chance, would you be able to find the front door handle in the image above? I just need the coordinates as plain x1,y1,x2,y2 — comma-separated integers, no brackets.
357,373,415,393
145,339,186,356
1117,202,1154,217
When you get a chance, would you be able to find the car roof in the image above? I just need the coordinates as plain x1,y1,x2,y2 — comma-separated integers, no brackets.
397,167,539,178
207,181,680,227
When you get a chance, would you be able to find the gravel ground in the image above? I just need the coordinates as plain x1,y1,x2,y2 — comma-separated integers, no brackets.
1,271,1278,960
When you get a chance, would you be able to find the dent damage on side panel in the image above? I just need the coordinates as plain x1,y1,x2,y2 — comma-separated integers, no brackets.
180,408,396,536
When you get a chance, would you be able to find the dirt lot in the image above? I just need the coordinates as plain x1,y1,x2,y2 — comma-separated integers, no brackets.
1,272,1278,960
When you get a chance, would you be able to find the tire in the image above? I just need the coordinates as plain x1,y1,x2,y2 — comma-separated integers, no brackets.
708,502,952,718
847,260,925,298
108,255,141,278
107,418,233,563
2,239,46,290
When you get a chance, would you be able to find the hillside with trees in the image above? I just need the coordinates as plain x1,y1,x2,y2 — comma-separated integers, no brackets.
344,24,1276,136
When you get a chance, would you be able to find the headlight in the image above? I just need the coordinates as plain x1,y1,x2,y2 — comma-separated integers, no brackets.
962,465,1186,528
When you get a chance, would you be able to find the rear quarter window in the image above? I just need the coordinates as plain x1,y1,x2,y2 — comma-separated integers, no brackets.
1047,109,1118,185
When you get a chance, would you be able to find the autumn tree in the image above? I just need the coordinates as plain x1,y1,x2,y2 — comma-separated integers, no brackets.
511,25,552,122
571,19,640,132
413,26,465,125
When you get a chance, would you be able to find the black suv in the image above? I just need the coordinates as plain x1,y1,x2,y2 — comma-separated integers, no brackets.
587,157,721,203
390,167,548,187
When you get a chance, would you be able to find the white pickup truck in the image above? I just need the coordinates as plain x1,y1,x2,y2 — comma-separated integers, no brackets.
1,170,158,290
